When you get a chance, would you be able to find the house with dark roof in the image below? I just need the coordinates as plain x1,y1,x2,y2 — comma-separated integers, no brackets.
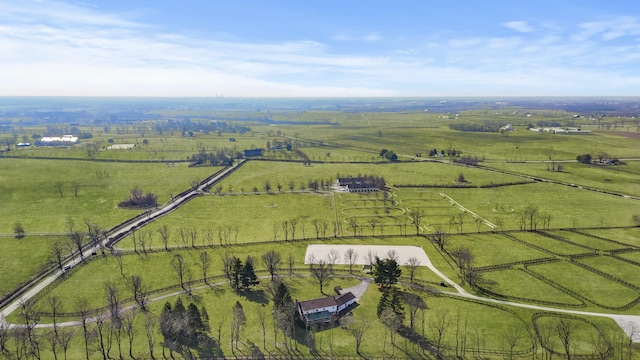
335,177,379,193
296,292,356,325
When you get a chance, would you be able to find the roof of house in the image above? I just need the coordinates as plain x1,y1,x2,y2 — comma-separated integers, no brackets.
335,292,356,308
298,292,356,313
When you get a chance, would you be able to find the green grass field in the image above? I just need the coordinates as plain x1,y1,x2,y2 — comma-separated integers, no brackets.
3,109,640,359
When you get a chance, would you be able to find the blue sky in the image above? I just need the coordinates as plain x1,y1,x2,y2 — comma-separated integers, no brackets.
1,0,640,97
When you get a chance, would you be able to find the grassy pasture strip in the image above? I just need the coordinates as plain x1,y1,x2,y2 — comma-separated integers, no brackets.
527,262,640,310
578,256,640,290
514,232,595,256
580,228,640,246
446,233,550,268
117,192,336,246
535,230,600,251
477,269,585,307
483,161,640,198
556,229,633,251
442,183,640,230
218,160,527,194
613,250,640,266
0,158,218,233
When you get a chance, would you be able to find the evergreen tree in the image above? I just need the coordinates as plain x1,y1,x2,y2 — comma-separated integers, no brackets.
241,260,259,289
372,257,402,287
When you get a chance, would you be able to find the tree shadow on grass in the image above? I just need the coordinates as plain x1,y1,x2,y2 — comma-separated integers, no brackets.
239,289,269,305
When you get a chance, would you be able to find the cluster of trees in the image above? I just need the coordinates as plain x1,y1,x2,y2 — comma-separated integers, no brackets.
453,155,482,166
379,149,398,161
188,147,239,166
449,122,503,132
576,153,592,164
118,186,158,209
158,298,217,358
517,205,552,231
222,255,259,291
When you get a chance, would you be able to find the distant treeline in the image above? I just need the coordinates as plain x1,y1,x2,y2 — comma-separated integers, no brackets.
448,121,503,132
188,148,241,166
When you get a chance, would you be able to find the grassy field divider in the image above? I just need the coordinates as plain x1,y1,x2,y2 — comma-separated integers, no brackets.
473,257,560,273
500,232,557,256
520,268,589,307
536,230,598,251
569,229,640,249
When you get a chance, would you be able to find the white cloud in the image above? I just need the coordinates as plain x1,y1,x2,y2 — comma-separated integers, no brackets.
1,1,640,96
502,21,534,33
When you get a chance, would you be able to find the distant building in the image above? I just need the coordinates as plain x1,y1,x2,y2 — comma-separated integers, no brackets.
37,135,79,146
297,292,356,325
335,177,380,193
243,148,264,157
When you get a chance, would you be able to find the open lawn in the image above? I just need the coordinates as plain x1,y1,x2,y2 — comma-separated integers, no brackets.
0,158,218,234
0,235,57,296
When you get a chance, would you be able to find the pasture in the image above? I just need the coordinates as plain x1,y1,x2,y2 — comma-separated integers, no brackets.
2,107,640,359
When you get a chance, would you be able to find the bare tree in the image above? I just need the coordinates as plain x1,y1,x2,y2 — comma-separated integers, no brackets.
54,181,64,197
49,239,69,272
76,297,91,360
188,227,197,248
344,248,359,274
405,257,421,282
290,218,298,240
410,209,424,235
555,318,573,360
171,254,189,290
380,307,402,354
128,275,149,310
281,221,289,241
44,329,60,360
365,250,377,267
257,305,267,350
451,247,473,281
262,250,282,281
198,251,212,283
327,249,340,270
503,327,524,360
287,253,295,277
309,257,332,294
143,313,157,360
428,227,451,251
113,249,125,278
369,219,380,236
430,309,450,354
340,317,370,355
70,231,85,260
122,310,137,359
158,225,170,251
47,295,62,335
58,327,74,360
104,280,121,324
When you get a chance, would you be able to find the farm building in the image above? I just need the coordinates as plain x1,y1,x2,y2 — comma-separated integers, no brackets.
335,177,381,193
36,135,79,146
297,292,356,325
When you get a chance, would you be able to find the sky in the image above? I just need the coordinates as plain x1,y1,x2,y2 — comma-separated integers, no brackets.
1,0,640,97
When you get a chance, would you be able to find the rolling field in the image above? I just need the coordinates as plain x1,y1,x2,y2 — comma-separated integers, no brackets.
3,109,640,359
